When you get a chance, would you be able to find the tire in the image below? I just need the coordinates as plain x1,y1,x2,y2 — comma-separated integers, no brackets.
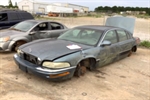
14,41,26,51
74,66,86,77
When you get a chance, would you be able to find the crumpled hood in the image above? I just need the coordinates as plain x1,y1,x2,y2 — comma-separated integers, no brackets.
20,39,92,61
0,30,24,37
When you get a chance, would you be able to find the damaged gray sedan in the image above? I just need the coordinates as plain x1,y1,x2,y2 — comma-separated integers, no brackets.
14,24,137,81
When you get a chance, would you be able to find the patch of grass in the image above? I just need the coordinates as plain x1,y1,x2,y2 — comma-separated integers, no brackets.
136,15,150,19
139,40,150,48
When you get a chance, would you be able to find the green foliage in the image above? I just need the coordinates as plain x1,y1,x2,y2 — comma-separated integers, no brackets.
14,2,18,8
8,0,13,8
136,15,150,19
139,40,150,48
95,6,150,15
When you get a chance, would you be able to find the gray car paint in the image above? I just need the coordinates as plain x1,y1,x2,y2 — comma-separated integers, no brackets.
0,20,68,51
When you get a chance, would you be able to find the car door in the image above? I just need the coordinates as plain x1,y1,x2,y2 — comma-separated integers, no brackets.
98,30,120,67
29,22,50,40
116,30,133,59
29,22,65,40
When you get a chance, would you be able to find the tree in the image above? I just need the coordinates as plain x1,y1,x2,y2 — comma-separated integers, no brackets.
8,0,13,8
14,2,18,8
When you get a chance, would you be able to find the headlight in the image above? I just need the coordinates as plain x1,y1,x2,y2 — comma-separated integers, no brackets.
42,61,70,69
17,49,23,56
0,37,10,42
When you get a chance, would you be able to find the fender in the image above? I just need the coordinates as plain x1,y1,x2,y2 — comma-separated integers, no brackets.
76,54,97,66
8,37,29,51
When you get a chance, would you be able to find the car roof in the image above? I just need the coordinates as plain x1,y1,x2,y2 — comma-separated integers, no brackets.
0,10,29,13
75,25,121,31
24,20,60,23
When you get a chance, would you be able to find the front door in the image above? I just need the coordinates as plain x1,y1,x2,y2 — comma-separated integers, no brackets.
98,30,119,67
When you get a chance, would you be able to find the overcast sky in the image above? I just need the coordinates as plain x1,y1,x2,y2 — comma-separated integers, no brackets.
0,0,149,10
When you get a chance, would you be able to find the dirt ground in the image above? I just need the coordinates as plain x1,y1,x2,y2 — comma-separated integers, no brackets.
0,17,150,100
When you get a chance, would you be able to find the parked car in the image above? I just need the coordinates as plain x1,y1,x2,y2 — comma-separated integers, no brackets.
0,20,68,52
0,10,34,29
14,25,138,81
48,13,59,17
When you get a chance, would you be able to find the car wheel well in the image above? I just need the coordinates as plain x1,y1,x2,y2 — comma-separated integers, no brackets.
74,58,96,77
132,46,137,52
12,40,27,51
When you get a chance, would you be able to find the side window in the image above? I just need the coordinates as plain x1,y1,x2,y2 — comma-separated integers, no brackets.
117,30,128,41
50,22,64,30
0,13,8,21
125,31,132,39
9,13,19,20
23,13,33,19
33,22,48,31
103,31,117,44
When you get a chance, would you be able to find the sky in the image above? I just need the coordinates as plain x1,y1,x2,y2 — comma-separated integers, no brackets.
0,0,149,10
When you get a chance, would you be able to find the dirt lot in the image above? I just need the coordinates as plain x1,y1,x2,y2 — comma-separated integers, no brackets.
0,17,150,100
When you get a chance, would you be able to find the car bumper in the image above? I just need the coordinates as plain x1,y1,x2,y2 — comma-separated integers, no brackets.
0,41,11,52
13,54,76,81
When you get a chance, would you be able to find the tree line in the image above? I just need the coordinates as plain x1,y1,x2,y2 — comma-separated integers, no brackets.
95,6,150,15
0,0,18,9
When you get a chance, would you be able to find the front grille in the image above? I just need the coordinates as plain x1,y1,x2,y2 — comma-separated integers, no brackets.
24,53,38,65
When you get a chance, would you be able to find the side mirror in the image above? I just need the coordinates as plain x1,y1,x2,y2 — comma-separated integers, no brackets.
29,31,36,35
101,40,111,47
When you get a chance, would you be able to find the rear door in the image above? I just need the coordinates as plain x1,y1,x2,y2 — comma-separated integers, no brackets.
7,12,20,26
116,29,133,59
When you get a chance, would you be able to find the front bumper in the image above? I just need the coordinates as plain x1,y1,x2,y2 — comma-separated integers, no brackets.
13,54,76,81
0,41,11,52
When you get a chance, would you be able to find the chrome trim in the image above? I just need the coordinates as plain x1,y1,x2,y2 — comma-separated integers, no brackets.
36,66,76,73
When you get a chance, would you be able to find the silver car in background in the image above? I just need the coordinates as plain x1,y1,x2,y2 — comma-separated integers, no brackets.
0,20,68,52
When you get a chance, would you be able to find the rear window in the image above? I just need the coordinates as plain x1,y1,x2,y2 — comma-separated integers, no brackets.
17,12,33,20
0,13,8,21
21,12,33,19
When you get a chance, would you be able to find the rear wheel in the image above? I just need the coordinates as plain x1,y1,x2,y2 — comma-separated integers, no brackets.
128,50,132,57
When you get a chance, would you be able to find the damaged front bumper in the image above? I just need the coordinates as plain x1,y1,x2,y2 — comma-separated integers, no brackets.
13,54,76,81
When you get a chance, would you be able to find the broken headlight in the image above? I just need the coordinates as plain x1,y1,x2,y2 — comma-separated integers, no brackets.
17,49,23,56
42,61,70,69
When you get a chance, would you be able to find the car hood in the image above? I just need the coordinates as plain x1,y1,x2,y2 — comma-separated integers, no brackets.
0,29,25,37
20,39,92,61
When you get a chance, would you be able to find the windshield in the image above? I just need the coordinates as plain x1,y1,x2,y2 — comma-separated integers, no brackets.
58,28,103,46
11,21,38,32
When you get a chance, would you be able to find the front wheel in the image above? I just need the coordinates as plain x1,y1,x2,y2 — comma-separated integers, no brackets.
74,65,86,77
13,41,26,51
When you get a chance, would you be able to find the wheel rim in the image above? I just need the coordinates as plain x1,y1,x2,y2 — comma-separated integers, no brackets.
75,66,86,77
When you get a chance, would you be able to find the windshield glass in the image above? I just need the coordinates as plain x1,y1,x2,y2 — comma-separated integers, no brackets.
12,21,38,32
58,28,103,46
